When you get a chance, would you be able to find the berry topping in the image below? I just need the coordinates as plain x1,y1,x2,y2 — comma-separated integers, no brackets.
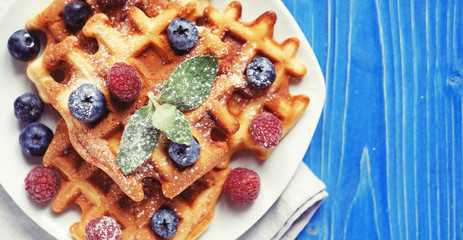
168,137,200,167
223,167,260,205
97,0,127,8
24,166,59,203
68,83,106,123
85,216,122,240
245,57,276,89
107,62,142,102
249,111,283,148
8,29,41,61
14,92,44,123
19,122,54,157
167,18,199,51
62,1,91,32
151,209,179,238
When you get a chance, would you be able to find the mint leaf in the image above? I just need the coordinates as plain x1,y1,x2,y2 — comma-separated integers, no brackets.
160,105,192,145
117,105,159,175
160,55,219,111
151,103,176,132
116,55,217,174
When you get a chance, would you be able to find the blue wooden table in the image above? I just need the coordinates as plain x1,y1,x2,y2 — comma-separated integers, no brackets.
281,0,463,239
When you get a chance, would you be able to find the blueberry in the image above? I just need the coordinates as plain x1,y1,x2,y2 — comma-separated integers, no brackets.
7,29,41,61
168,137,200,167
14,92,44,123
151,209,179,238
167,18,199,51
62,1,91,32
19,122,54,157
245,57,276,89
68,84,106,123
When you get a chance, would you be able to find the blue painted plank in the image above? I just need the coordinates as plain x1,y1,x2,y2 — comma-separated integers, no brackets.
280,0,463,239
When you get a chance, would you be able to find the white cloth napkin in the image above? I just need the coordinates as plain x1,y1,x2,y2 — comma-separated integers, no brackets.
0,162,326,240
239,163,327,240
0,185,54,240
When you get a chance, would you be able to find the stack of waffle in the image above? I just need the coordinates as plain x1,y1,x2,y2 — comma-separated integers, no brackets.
25,0,310,238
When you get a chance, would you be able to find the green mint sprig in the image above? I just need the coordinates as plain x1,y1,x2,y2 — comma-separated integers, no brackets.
117,104,159,175
117,56,219,175
159,55,220,111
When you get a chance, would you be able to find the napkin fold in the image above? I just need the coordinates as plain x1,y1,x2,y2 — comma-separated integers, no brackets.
0,185,54,240
239,163,327,240
0,163,326,240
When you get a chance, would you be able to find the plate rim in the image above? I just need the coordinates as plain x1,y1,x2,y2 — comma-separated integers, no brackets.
0,0,326,239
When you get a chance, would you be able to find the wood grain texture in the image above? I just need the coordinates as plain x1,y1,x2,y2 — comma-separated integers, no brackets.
280,0,463,239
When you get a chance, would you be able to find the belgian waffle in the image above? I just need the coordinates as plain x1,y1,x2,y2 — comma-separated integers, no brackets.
44,119,230,240
202,2,310,165
26,0,309,202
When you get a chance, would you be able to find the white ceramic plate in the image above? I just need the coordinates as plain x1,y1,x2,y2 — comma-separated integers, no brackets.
0,0,325,239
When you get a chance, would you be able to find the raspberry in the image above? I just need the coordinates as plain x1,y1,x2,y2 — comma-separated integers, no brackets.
249,111,283,148
223,167,260,205
85,216,122,240
107,62,142,102
24,166,59,203
97,0,127,8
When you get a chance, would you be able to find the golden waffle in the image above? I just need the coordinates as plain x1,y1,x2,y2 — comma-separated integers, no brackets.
44,119,230,240
202,2,310,165
26,0,231,201
26,0,309,201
